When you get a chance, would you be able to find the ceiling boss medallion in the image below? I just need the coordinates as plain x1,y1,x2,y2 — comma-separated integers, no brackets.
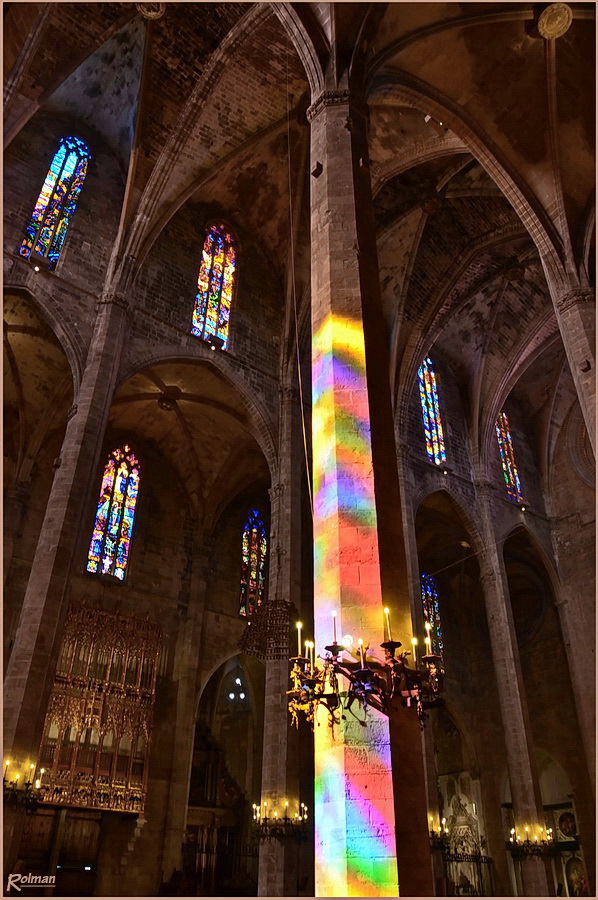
537,3,573,38
135,3,166,20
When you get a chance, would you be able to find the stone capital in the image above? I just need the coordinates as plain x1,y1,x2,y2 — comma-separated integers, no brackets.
479,570,497,590
268,482,285,501
306,90,353,122
473,479,494,502
97,290,132,315
279,384,300,404
554,288,595,315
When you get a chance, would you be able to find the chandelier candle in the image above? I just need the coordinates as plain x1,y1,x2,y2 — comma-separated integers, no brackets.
332,610,337,643
384,608,392,641
296,621,302,657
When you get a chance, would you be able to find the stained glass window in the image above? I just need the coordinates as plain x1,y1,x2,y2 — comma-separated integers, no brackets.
191,223,236,349
19,135,90,270
239,509,267,617
421,573,444,660
496,411,523,502
418,357,446,465
87,445,140,581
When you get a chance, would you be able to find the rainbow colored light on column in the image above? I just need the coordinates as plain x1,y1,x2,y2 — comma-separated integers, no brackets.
312,313,398,897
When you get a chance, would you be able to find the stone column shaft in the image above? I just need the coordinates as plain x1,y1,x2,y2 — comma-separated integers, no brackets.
3,293,131,764
258,385,303,897
552,288,595,453
309,91,432,897
476,483,550,897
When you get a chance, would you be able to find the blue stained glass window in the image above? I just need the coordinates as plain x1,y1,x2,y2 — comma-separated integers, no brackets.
19,135,90,270
421,573,444,660
239,509,267,617
495,411,523,502
87,445,140,581
418,357,446,465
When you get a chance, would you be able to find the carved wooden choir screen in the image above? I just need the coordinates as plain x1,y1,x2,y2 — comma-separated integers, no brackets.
37,604,161,813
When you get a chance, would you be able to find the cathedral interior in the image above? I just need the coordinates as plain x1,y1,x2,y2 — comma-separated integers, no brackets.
3,2,595,897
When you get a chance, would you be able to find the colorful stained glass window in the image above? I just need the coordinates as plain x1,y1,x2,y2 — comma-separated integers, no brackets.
421,573,444,660
191,224,236,349
87,445,140,581
239,509,267,617
418,357,446,465
19,135,90,270
496,411,523,502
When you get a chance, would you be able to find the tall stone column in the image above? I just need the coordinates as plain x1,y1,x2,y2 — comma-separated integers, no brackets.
3,481,30,584
258,385,304,896
3,291,132,765
159,532,206,885
475,481,551,896
308,90,432,897
551,287,595,453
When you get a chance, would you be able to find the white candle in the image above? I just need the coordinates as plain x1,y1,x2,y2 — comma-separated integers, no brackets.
384,607,392,641
332,610,337,643
411,637,418,665
358,638,365,667
296,622,302,656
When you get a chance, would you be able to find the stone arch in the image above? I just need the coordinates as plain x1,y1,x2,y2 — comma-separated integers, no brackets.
413,487,484,559
115,352,278,482
501,523,561,601
4,284,83,392
195,651,265,725
270,3,325,98
367,74,570,294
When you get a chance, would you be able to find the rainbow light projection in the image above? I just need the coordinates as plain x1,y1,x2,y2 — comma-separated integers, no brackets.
421,573,444,659
87,445,140,581
19,135,90,270
495,411,523,502
239,508,267,617
191,223,236,349
312,313,398,897
417,357,446,465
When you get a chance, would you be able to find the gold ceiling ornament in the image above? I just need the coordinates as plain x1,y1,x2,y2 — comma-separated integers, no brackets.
537,4,573,39
135,2,166,20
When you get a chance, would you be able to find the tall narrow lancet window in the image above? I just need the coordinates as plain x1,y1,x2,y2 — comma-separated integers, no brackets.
418,357,446,465
87,445,140,581
421,573,444,660
191,223,236,349
19,135,90,270
495,411,523,502
239,509,267,617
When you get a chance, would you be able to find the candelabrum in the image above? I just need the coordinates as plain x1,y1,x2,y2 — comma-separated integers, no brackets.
429,817,451,851
252,801,309,841
287,619,444,730
506,826,558,859
3,764,43,814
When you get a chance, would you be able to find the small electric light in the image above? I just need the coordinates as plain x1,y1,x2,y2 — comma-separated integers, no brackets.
34,265,40,272
239,692,245,699
35,780,41,789
235,678,241,685
228,692,235,700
